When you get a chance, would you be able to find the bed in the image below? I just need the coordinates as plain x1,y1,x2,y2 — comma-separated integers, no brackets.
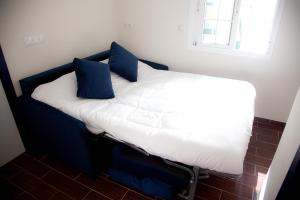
18,49,255,199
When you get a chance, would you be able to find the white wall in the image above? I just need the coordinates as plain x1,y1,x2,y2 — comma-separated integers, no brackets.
0,0,299,122
117,0,300,122
259,85,300,200
0,0,118,95
0,82,25,166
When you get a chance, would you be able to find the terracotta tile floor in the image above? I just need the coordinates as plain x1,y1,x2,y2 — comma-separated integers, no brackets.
0,119,284,200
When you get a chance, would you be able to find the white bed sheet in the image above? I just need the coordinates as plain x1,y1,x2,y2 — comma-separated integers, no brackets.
32,61,256,174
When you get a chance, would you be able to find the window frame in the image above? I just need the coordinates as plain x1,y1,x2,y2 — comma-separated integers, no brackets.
189,0,285,57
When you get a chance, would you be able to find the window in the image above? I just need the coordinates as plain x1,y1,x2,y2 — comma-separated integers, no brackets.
190,0,283,55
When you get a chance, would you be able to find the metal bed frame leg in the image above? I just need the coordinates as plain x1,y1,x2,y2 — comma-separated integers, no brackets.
179,167,210,200
163,159,206,200
181,166,200,200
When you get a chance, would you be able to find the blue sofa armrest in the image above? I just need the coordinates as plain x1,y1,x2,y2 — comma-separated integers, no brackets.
20,63,74,96
17,96,105,176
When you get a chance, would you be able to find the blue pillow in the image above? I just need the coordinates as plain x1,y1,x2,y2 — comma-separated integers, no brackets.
109,42,138,82
73,58,114,99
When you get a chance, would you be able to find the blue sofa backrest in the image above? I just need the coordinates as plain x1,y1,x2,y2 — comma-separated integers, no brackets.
19,50,169,97
20,51,110,96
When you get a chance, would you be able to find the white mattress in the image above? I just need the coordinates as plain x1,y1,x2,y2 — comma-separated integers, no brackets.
32,61,256,174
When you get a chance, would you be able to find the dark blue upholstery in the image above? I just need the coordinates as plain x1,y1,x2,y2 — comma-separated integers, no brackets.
108,168,173,199
18,50,170,179
109,42,138,82
74,58,114,99
108,144,190,199
18,97,97,175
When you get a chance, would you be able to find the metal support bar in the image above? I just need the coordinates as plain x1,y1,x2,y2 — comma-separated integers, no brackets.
162,159,195,182
99,132,150,156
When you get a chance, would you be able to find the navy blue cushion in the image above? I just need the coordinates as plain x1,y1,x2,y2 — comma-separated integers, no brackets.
109,42,138,82
73,58,114,99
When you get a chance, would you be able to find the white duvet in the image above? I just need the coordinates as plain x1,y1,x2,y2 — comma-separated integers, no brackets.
32,61,256,174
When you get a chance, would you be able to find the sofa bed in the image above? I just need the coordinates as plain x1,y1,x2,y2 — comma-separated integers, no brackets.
17,42,255,199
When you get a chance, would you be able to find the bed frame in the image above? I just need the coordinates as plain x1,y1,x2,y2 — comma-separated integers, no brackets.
17,50,202,199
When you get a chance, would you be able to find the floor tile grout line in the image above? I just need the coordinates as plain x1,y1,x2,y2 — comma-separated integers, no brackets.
127,188,154,200
250,138,279,146
91,174,130,190
199,179,254,193
37,162,118,200
22,190,40,200
120,189,129,200
257,121,285,127
219,191,223,200
219,176,259,189
253,164,270,172
18,154,81,179
243,170,256,176
5,179,26,199
255,138,280,145
253,125,284,132
40,170,93,199
12,155,53,178
35,155,128,196
10,161,54,180
11,167,78,200
244,162,271,169
9,176,58,199
255,136,282,141
39,179,79,200
6,167,23,181
15,191,25,199
36,158,81,179
41,168,52,179
75,172,131,192
7,177,26,192
246,151,273,161
20,153,52,169
254,119,285,126
39,154,49,161
248,151,276,161
72,174,116,200
253,124,284,131
85,188,114,200
73,172,82,180
254,154,275,161
74,174,127,189
81,190,92,200
47,190,60,200
198,182,253,200
33,155,81,178
255,131,281,137
38,156,82,179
